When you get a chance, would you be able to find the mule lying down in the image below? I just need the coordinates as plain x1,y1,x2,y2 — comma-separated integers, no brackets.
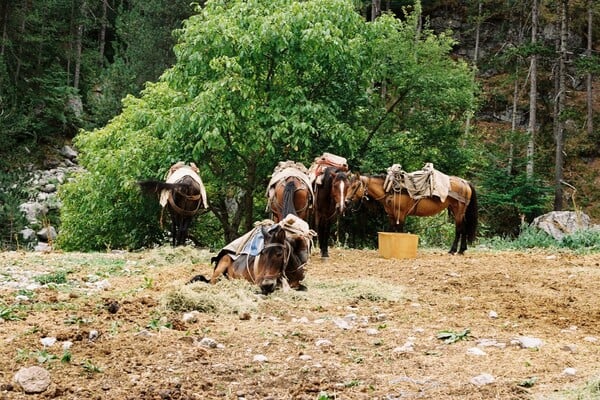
190,215,315,295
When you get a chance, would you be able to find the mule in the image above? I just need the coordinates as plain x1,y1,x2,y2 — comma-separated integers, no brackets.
346,172,478,254
190,216,314,294
266,161,313,223
138,162,208,247
312,167,350,258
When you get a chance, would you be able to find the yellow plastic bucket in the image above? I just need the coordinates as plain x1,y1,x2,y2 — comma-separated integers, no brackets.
378,232,419,259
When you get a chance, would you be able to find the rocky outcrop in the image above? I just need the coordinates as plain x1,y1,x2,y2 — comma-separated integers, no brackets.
18,145,82,251
531,211,599,241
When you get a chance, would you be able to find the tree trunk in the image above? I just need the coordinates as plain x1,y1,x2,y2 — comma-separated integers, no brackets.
73,0,85,90
508,76,519,174
553,0,568,211
99,0,108,67
526,0,538,179
0,0,8,57
473,0,482,66
371,0,380,21
586,0,593,141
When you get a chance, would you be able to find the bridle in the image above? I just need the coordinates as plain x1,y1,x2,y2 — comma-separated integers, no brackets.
246,240,292,284
346,176,369,211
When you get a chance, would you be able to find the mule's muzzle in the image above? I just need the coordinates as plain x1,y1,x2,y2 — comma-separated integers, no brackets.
260,278,278,295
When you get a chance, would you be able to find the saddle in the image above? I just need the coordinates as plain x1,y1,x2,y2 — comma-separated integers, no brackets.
384,163,450,202
265,160,314,206
219,215,316,260
308,153,349,186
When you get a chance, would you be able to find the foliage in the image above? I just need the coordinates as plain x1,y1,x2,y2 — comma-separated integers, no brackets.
0,171,31,251
477,159,551,237
58,0,477,250
480,224,600,253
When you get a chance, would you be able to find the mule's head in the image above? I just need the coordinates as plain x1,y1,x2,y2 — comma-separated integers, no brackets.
345,172,366,210
257,224,289,294
330,169,350,216
284,233,311,283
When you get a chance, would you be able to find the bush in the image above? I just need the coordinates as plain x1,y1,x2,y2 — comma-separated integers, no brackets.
0,170,30,250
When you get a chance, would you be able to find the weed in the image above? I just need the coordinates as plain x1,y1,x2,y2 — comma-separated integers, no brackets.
0,304,22,321
35,270,69,285
61,351,72,363
146,316,172,331
81,360,102,374
34,349,58,364
437,328,471,344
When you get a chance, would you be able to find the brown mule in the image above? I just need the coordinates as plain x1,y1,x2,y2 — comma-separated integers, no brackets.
346,173,478,254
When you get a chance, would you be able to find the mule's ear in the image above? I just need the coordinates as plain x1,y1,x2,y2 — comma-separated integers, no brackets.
269,224,286,242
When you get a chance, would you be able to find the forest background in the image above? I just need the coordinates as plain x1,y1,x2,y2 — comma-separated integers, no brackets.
0,0,598,251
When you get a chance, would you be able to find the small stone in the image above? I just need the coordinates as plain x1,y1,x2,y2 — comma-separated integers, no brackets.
467,347,486,356
199,337,218,348
470,373,495,386
182,311,200,323
563,368,577,376
88,330,100,341
315,339,333,347
253,354,268,363
40,337,57,347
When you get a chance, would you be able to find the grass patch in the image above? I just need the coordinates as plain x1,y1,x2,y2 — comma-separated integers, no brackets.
163,277,406,316
163,279,260,315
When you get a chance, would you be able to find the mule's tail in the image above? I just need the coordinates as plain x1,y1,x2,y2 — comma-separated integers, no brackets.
138,180,187,195
465,182,478,243
188,275,210,284
282,180,298,217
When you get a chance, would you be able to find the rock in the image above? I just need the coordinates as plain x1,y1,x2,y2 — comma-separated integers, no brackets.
467,347,486,356
513,336,543,349
198,337,218,348
59,145,78,160
13,366,51,394
40,337,57,347
182,311,200,323
315,339,333,348
37,226,57,241
531,211,593,240
470,373,495,386
253,354,268,363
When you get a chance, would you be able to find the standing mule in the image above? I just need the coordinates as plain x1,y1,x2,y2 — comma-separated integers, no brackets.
311,167,350,258
138,162,208,246
266,161,313,223
346,171,478,254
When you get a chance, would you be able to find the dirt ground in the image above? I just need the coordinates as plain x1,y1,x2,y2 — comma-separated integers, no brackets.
1,245,600,400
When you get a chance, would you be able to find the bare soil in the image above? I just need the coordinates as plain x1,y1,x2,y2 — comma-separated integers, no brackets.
1,246,600,400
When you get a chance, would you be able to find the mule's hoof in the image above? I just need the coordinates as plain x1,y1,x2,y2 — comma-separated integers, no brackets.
294,284,308,291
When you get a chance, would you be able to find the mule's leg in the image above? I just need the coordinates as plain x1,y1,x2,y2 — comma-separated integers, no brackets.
449,224,460,254
458,222,468,254
210,257,232,284
317,220,330,258
171,217,178,247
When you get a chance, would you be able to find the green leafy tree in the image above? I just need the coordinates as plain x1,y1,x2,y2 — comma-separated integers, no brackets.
58,0,477,250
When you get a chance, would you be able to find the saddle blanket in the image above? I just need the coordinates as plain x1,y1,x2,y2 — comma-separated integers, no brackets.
218,214,315,261
384,163,450,202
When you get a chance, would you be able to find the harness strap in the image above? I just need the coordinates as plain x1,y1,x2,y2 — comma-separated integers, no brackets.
167,192,203,216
